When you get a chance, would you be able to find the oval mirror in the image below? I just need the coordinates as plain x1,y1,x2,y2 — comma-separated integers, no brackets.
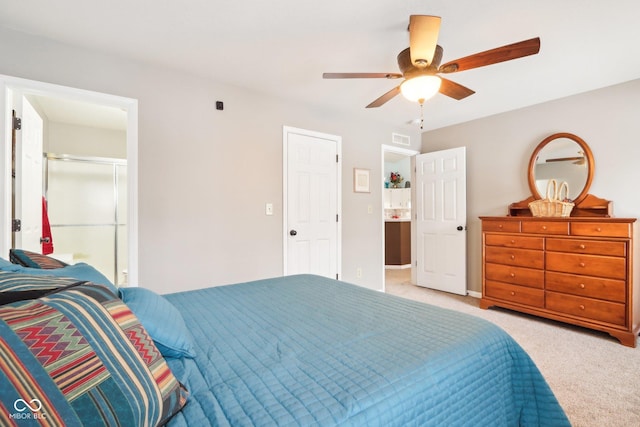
528,133,594,204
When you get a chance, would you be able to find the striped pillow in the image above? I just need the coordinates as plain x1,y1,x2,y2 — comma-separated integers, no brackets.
9,249,68,269
0,270,79,293
0,283,188,425
0,264,118,295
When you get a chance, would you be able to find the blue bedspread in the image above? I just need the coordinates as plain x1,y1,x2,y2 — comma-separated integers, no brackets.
164,274,569,426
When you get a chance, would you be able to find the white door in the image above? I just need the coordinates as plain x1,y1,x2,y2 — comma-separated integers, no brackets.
283,127,341,279
415,147,467,295
13,94,43,252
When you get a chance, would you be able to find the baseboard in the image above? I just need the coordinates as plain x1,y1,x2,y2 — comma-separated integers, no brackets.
467,290,481,298
385,264,412,270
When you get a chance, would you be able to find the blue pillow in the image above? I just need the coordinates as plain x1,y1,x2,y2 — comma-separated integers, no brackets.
0,257,14,269
120,287,196,359
0,262,117,294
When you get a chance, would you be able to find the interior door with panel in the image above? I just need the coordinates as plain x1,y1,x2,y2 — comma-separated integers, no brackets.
12,94,43,252
284,127,341,279
415,146,467,295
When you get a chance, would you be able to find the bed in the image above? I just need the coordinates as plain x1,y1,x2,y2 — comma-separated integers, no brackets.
163,275,569,426
0,251,569,426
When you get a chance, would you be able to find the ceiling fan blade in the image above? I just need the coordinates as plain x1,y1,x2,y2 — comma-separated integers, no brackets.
409,15,441,68
323,72,402,79
546,156,584,163
439,37,541,73
366,86,401,108
439,78,475,100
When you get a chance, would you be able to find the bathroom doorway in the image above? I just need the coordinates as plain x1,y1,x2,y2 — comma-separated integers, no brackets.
1,75,138,285
381,144,418,292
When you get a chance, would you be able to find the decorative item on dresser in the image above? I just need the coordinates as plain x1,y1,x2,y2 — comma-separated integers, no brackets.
480,133,638,347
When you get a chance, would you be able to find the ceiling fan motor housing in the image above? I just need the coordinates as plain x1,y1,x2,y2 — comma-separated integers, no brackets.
398,45,443,78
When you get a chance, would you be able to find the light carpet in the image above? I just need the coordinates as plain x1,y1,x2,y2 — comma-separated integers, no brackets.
385,270,640,427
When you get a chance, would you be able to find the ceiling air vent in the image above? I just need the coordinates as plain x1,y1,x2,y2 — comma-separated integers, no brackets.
392,133,410,146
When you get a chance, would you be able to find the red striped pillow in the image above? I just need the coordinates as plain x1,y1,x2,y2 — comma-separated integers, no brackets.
0,283,188,425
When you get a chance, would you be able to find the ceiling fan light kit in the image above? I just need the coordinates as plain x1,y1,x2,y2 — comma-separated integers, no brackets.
400,75,442,103
323,15,541,111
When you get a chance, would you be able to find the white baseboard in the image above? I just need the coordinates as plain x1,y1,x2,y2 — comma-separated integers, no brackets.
385,264,412,270
467,290,481,298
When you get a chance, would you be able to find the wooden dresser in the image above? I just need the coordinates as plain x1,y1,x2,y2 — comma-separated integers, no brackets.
480,216,638,347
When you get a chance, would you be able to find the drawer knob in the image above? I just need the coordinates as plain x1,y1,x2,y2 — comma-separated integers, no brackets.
510,255,515,260
579,244,586,249
511,239,515,244
579,283,586,289
579,304,585,310
542,225,547,230
596,227,602,232
579,262,586,267
498,224,503,229
510,291,516,296
510,273,516,278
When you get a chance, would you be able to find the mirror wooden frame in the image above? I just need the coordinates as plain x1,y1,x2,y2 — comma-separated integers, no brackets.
527,132,595,205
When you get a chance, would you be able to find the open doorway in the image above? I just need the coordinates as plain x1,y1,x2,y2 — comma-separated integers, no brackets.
381,144,418,292
0,75,139,285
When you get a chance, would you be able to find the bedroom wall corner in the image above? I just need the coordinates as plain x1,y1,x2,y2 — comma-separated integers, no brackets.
420,79,640,295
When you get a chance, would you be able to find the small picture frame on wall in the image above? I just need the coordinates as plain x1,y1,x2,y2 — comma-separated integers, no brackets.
353,168,370,193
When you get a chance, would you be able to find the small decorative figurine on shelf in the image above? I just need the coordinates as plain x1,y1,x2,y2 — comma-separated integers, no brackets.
390,172,403,188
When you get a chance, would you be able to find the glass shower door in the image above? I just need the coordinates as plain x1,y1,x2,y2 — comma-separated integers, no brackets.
46,155,127,285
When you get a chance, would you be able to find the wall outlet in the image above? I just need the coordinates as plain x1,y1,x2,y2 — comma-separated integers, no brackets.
356,267,362,278
265,203,273,215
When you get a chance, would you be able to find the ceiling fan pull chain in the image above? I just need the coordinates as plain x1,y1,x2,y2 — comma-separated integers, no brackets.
420,102,424,130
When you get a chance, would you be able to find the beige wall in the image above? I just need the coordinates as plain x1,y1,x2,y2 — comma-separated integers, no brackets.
0,27,422,293
421,79,640,294
47,122,126,158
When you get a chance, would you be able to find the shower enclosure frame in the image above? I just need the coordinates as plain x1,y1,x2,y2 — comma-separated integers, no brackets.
43,152,127,285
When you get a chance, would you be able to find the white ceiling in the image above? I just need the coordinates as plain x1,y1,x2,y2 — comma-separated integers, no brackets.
27,95,127,130
2,0,640,131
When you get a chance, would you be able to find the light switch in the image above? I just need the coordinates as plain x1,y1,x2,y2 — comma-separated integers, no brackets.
265,203,274,215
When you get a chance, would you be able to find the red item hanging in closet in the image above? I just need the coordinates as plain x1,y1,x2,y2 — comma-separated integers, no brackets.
42,197,54,255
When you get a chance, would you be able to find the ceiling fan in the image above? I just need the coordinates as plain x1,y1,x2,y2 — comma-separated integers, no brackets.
546,151,586,165
323,15,541,109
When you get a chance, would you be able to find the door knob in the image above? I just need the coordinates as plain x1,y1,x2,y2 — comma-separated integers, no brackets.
457,226,464,231
290,229,297,236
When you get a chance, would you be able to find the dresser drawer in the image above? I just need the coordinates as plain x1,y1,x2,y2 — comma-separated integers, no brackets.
482,220,520,233
486,263,544,288
485,281,544,307
546,291,626,326
571,222,631,238
546,252,626,280
485,234,544,250
521,221,569,235
546,238,626,257
485,246,544,269
546,271,626,303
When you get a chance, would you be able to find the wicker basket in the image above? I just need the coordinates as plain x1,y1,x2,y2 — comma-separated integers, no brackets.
528,179,574,217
